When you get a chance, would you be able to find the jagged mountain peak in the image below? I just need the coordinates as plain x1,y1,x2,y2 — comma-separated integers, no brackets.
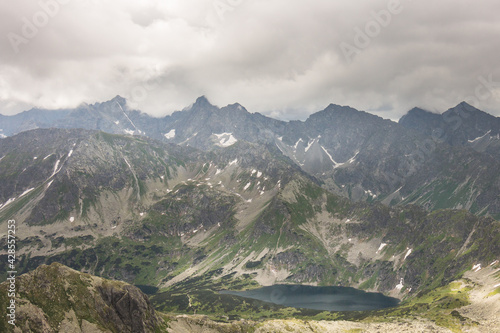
226,102,246,110
325,103,360,113
92,94,129,110
110,94,127,105
398,107,441,126
406,107,437,116
456,101,476,109
445,101,492,118
193,95,215,108
107,94,126,102
305,103,385,127
325,103,383,119
220,103,252,116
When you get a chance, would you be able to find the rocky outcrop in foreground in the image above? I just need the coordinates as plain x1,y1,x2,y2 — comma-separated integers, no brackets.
0,263,166,332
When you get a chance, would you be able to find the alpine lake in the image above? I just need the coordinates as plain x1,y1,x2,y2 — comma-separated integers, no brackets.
220,284,400,312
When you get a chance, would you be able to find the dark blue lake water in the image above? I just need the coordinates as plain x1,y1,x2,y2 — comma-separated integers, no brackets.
220,284,400,312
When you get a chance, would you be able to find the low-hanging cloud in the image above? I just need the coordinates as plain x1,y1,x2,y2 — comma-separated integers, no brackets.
1,0,499,120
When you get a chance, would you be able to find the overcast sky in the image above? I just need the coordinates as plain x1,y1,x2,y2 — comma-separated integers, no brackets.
1,0,499,120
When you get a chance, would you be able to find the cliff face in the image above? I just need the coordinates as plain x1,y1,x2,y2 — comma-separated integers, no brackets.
0,263,165,332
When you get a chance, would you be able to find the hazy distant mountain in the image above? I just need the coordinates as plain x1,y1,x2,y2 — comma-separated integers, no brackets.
0,96,171,139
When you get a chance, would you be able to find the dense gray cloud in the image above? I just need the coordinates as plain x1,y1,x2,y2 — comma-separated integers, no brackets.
1,0,499,120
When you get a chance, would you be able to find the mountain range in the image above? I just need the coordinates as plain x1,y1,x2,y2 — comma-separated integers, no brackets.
1,97,499,332
2,96,500,217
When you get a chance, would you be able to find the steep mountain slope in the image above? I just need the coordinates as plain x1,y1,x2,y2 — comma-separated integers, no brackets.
1,129,498,306
157,98,500,217
0,128,312,284
0,263,166,332
267,104,500,218
0,128,205,227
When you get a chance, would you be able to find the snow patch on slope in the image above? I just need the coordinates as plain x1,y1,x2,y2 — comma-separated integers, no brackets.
403,248,412,261
468,130,491,143
214,133,238,147
294,139,303,150
0,198,16,210
52,160,61,177
117,101,140,133
376,243,387,254
320,145,338,167
19,188,35,198
164,129,176,139
396,278,404,290
305,139,315,152
347,151,360,164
